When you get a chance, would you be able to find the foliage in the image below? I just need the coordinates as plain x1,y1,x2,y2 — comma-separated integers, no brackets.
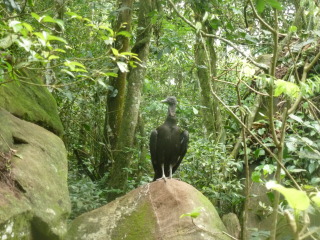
179,138,244,215
68,173,108,220
1,1,320,237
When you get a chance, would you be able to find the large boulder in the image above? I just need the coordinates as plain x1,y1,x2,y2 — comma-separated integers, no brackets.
0,108,70,239
0,77,63,136
67,179,231,240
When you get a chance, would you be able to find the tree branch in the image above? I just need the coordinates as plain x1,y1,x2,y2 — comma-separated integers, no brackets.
167,0,269,71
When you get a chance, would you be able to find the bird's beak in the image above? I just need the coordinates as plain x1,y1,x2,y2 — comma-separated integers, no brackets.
161,99,168,103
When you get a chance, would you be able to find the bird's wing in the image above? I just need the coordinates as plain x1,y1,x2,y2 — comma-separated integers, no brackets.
172,130,189,174
150,129,161,180
149,129,157,164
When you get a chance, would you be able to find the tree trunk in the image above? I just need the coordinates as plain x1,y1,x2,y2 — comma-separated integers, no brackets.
107,0,154,201
99,0,134,177
192,3,225,142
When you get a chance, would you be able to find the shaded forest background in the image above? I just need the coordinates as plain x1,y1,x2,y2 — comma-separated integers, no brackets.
1,0,320,239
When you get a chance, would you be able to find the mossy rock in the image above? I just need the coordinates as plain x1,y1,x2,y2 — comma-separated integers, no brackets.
0,74,63,136
0,109,70,239
67,179,231,240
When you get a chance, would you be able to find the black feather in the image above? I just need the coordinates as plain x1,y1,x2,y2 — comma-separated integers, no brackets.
149,96,189,181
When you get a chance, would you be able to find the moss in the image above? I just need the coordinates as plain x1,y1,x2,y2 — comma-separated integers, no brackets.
111,200,157,240
0,75,63,136
0,212,33,240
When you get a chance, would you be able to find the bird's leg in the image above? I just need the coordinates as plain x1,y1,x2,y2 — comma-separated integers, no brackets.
161,163,167,182
169,164,173,179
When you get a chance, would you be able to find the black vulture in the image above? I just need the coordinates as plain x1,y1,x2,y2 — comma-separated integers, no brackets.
149,96,189,181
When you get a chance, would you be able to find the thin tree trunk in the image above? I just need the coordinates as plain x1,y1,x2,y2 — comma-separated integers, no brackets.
194,35,217,138
107,0,154,201
207,27,225,143
99,0,134,177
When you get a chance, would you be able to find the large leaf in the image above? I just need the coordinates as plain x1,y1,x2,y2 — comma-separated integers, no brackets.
266,182,310,210
256,0,266,13
116,62,129,73
265,0,283,10
274,80,300,99
0,34,18,49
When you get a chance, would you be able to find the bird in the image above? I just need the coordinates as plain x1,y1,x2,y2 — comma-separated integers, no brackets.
149,96,189,181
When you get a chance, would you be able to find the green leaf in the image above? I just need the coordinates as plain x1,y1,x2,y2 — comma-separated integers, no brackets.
289,114,303,123
180,207,203,219
14,153,23,159
53,48,66,53
64,61,87,72
289,25,297,33
120,52,138,57
28,0,34,6
40,15,65,30
22,23,33,32
265,0,283,10
311,192,320,207
97,79,109,89
274,80,300,99
31,12,40,21
48,55,59,60
192,107,199,115
9,20,23,33
266,182,310,210
251,171,262,183
47,35,67,44
16,37,32,52
61,69,75,78
195,22,202,32
0,34,18,49
111,48,119,56
99,25,114,35
116,62,129,73
116,31,132,37
256,0,266,13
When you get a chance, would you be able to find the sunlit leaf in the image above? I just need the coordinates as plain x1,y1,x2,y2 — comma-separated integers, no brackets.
99,25,114,35
61,69,75,78
0,34,18,49
112,48,119,56
116,31,132,37
22,23,33,32
266,182,310,210
289,114,303,123
120,52,138,57
47,35,67,44
195,22,202,32
9,20,23,33
48,55,59,60
274,80,300,98
289,25,297,32
53,48,66,53
31,12,40,21
64,61,87,72
192,107,199,115
116,61,129,72
180,207,203,219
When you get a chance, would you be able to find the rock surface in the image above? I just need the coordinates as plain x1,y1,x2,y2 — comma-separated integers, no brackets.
67,179,231,240
0,108,70,239
0,77,63,136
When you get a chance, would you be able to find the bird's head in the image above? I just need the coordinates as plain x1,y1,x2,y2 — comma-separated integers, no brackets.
161,96,177,106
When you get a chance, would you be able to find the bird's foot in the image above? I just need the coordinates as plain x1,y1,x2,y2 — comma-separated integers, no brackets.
156,176,167,182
